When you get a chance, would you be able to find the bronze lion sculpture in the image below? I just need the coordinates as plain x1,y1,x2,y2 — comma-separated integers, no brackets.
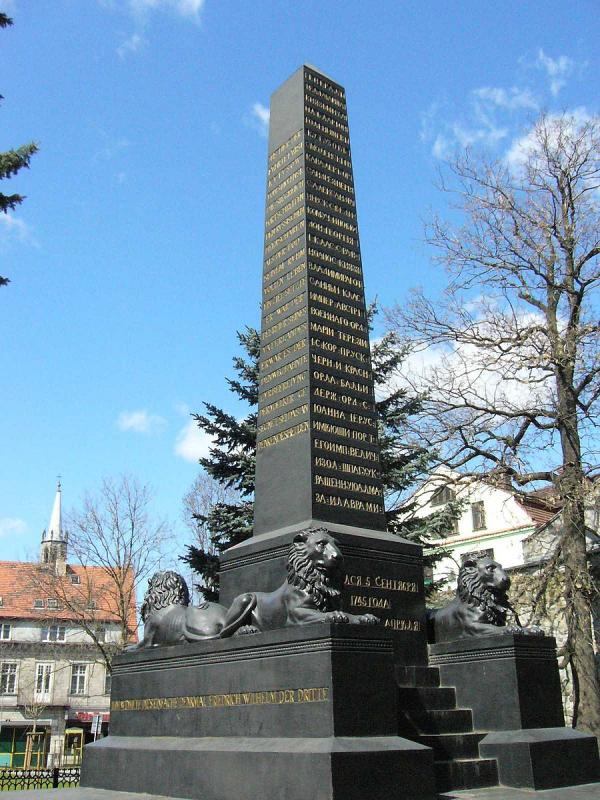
427,556,544,643
233,527,379,629
135,571,257,648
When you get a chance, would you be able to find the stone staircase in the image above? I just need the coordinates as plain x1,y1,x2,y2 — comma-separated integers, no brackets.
396,665,499,792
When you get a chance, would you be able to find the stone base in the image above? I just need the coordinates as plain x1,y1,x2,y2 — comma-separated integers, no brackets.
80,625,436,800
480,728,600,789
83,735,434,800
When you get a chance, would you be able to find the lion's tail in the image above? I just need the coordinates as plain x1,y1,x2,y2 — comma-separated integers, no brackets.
220,593,257,638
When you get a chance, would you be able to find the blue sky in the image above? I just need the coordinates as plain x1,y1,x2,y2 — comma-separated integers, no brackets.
1,0,598,563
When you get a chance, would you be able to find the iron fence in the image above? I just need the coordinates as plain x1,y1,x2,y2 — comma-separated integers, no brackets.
0,766,80,790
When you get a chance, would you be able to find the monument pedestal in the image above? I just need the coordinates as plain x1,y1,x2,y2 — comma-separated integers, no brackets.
81,626,436,800
429,634,600,789
220,520,428,665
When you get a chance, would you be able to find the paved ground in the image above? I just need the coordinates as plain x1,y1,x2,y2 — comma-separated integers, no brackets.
13,784,600,799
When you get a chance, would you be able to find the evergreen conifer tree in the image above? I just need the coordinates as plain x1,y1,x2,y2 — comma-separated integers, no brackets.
180,319,457,600
0,13,38,286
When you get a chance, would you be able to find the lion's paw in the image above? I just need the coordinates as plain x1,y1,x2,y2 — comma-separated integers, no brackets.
234,625,260,636
357,614,379,625
326,611,349,623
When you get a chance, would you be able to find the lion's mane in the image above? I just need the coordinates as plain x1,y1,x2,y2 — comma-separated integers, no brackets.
286,527,342,611
457,560,509,627
141,570,192,622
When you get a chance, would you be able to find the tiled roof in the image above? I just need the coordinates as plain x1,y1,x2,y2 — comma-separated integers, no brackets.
0,561,137,639
517,493,561,527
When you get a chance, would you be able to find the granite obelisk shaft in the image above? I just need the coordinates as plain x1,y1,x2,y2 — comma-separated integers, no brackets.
254,65,386,536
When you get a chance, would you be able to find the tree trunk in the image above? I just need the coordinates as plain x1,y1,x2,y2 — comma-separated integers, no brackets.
557,399,600,736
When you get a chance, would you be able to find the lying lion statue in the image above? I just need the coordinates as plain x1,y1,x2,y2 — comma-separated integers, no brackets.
232,527,379,629
135,571,257,648
427,556,544,643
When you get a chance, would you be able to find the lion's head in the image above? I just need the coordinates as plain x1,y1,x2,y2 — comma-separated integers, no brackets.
457,557,511,625
141,570,190,621
287,527,343,610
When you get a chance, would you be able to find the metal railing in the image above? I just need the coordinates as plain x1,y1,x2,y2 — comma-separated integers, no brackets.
0,766,80,790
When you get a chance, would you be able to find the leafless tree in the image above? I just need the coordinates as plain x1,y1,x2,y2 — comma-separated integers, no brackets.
40,475,172,670
388,113,600,734
180,473,239,600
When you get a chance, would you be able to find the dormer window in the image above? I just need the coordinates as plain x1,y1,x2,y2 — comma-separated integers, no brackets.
70,575,81,585
34,599,45,609
41,624,65,642
431,486,456,506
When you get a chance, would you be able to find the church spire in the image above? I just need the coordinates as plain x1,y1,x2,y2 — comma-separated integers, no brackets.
41,478,67,569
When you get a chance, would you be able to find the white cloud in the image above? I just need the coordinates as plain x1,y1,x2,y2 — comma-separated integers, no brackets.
105,0,204,58
0,518,27,539
117,32,145,59
0,212,37,247
535,50,574,96
471,86,538,112
117,409,167,434
248,102,270,137
174,420,212,462
129,0,205,21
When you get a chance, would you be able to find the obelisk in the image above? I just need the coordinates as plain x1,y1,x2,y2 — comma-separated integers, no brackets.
220,66,425,651
254,65,386,535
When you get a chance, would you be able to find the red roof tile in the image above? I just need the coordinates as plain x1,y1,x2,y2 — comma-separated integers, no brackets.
0,561,138,641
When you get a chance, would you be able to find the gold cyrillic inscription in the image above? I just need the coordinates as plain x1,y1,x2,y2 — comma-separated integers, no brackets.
313,439,379,461
261,354,308,386
314,457,379,477
312,371,370,394
260,387,308,418
314,492,384,513
384,619,422,632
313,387,373,410
263,294,305,326
261,323,307,356
261,339,306,371
262,278,306,312
257,420,310,450
310,308,366,332
262,308,306,342
269,130,302,162
344,575,418,593
257,403,308,435
260,371,305,401
314,474,382,497
350,595,391,610
312,420,377,443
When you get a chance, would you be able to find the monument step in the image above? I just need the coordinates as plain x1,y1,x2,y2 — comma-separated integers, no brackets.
434,757,499,791
419,732,485,760
398,686,457,710
404,708,474,734
395,665,440,687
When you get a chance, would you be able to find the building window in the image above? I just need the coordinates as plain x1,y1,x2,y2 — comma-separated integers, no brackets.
70,574,81,584
0,623,11,640
471,501,486,531
431,486,456,506
35,663,53,697
87,600,97,610
33,599,45,609
461,548,494,565
104,670,112,696
41,624,66,642
0,663,17,695
0,596,3,607
70,664,87,696
47,598,59,610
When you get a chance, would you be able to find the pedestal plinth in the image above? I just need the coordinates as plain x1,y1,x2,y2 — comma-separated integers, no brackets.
219,519,428,665
81,626,435,800
429,634,600,789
